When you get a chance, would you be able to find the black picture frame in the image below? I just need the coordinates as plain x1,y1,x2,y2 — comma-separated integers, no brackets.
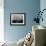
10,13,26,26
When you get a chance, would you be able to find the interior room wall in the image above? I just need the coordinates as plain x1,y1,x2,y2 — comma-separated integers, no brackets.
0,0,4,42
4,0,40,42
40,0,46,26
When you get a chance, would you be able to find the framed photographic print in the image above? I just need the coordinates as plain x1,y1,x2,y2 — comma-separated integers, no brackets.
10,13,26,26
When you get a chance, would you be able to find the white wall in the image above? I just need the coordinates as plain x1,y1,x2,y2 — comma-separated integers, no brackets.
0,0,4,42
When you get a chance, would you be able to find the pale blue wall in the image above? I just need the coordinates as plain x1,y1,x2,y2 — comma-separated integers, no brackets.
40,0,46,27
4,0,40,42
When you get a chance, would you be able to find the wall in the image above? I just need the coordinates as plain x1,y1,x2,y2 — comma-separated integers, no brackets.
0,0,4,41
40,0,46,27
4,0,40,42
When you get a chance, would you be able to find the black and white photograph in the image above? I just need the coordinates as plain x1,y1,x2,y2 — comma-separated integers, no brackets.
10,13,26,26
